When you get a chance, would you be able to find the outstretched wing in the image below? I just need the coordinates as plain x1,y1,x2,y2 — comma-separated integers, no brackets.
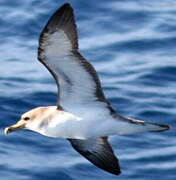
68,137,121,175
38,3,111,110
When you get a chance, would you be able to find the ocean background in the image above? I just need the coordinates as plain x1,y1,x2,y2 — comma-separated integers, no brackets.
0,0,175,179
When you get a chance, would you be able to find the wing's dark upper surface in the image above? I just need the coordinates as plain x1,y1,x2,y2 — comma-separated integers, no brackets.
38,3,112,110
68,137,121,175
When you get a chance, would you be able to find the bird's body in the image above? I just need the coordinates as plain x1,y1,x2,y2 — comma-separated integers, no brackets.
4,3,170,176
24,106,168,140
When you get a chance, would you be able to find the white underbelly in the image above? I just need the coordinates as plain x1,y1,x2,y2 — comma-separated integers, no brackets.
39,118,101,139
38,114,125,139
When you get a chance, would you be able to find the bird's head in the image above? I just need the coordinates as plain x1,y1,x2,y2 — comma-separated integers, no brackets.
4,106,57,135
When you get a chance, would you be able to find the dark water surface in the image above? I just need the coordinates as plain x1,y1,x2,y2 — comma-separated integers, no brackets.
0,0,176,179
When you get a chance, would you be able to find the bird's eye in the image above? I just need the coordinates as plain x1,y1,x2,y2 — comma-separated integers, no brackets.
24,117,30,121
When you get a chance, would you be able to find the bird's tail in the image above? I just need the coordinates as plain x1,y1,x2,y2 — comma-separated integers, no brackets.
113,114,170,135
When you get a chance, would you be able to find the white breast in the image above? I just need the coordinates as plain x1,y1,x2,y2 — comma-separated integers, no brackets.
36,106,111,139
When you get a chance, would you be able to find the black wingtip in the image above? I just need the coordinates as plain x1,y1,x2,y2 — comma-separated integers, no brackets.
40,2,74,35
60,3,72,10
110,169,121,176
107,164,121,176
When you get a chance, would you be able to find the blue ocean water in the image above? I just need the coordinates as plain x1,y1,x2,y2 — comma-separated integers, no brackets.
0,0,176,179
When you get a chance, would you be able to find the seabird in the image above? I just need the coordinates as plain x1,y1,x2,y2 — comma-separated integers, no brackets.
4,3,170,175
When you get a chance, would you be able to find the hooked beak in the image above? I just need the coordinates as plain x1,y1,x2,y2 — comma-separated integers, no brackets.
4,120,25,135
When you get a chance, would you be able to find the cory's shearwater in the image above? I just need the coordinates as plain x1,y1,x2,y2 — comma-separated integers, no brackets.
4,3,170,175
